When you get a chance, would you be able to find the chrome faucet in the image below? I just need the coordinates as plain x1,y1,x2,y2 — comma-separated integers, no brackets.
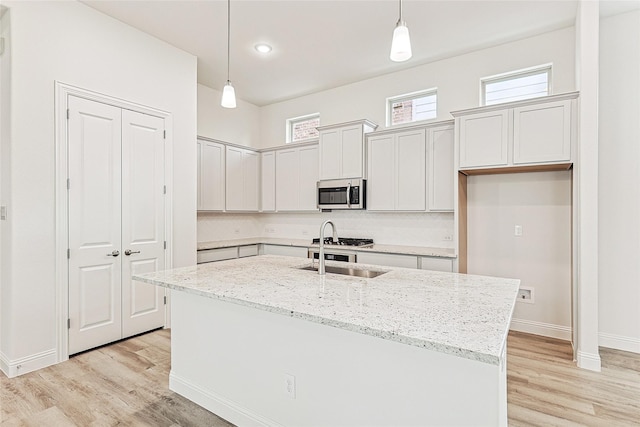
318,220,337,275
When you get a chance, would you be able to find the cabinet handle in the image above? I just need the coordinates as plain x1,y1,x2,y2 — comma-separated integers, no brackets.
107,250,120,257
124,249,141,256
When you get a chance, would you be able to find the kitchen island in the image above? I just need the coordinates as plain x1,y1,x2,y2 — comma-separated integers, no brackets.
134,255,519,426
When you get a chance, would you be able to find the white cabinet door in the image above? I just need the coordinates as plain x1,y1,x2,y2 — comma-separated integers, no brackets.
341,125,364,179
429,125,454,211
367,134,395,211
243,151,259,211
459,110,509,168
276,148,299,211
513,99,571,164
319,129,341,180
261,151,276,212
396,129,426,211
226,146,259,211
198,140,225,211
298,145,319,211
225,146,244,210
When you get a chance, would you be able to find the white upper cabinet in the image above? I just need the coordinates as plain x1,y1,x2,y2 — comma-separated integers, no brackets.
512,99,572,164
261,151,276,212
318,120,377,180
367,121,455,212
276,143,319,212
454,92,578,171
367,128,426,211
225,146,259,211
429,125,455,211
197,139,225,211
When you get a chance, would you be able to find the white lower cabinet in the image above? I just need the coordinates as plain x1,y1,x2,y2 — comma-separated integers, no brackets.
420,256,454,272
357,252,418,269
197,247,239,264
261,245,309,258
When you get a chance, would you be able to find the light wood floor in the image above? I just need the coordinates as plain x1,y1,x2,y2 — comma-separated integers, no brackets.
1,329,639,426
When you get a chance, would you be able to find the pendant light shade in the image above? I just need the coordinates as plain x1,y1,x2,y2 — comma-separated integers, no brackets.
221,0,237,108
221,81,236,108
390,0,412,62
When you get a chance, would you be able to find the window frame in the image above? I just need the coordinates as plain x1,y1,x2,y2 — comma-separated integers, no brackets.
286,113,320,144
386,88,438,127
481,64,552,106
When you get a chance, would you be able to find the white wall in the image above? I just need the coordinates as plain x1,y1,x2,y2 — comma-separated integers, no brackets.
198,211,455,248
258,27,576,149
0,1,197,376
197,83,261,149
467,172,573,339
0,6,10,353
598,9,640,353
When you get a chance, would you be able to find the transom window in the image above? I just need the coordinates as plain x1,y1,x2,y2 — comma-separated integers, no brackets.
482,65,551,106
286,113,320,143
387,89,437,126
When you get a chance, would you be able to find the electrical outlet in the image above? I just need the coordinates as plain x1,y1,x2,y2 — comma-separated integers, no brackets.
514,225,523,236
443,235,453,241
517,287,534,304
234,227,240,234
302,230,308,236
284,373,296,399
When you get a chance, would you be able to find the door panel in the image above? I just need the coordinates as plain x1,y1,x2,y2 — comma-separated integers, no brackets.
68,96,123,355
121,109,166,338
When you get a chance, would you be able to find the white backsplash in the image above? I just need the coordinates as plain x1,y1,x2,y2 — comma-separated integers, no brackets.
198,211,455,248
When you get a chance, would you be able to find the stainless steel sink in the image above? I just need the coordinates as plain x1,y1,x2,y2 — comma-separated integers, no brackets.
299,265,388,279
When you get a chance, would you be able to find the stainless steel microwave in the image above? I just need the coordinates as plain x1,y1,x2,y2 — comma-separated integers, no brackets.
317,178,366,210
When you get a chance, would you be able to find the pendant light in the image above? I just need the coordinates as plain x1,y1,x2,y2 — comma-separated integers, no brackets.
390,0,412,62
221,0,237,108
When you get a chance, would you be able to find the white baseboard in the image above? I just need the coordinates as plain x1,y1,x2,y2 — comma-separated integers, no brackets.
577,350,602,372
510,318,572,341
599,332,640,353
169,371,284,427
0,349,58,378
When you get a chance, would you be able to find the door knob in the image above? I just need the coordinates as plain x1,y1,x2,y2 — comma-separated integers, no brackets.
107,250,120,257
124,249,141,256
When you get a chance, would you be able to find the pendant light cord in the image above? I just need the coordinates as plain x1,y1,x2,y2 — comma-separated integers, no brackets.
398,0,403,23
227,0,231,82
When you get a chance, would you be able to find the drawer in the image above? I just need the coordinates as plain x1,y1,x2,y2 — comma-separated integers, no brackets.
197,247,238,264
420,257,454,272
238,245,259,258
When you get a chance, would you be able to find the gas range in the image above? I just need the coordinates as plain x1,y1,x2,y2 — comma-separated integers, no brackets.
312,237,374,248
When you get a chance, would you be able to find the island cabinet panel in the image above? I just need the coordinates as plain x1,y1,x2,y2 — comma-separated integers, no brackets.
170,291,508,427
357,251,418,269
513,99,572,165
458,110,510,169
197,139,225,211
275,143,319,212
260,151,276,212
318,120,377,180
225,146,259,211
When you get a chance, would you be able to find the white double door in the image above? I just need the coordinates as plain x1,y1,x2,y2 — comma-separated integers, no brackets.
67,96,166,355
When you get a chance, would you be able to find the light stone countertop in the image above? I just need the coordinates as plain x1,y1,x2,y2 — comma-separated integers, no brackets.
197,237,456,258
135,255,518,365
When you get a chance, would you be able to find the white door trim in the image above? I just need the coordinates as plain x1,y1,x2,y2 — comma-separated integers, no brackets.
54,81,173,362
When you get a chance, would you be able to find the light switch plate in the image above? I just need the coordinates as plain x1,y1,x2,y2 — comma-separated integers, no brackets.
0,206,6,220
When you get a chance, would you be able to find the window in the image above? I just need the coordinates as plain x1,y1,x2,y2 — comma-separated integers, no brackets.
286,113,320,143
387,89,437,126
482,65,551,106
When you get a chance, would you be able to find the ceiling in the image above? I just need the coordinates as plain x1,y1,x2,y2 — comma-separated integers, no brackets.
81,0,638,107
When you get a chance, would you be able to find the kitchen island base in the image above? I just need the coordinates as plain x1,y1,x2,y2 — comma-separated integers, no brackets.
170,291,507,426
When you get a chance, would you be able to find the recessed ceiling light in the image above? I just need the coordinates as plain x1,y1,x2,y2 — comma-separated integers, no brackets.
254,43,272,54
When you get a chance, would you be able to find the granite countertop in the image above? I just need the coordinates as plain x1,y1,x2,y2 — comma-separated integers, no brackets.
197,238,456,259
134,255,518,365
